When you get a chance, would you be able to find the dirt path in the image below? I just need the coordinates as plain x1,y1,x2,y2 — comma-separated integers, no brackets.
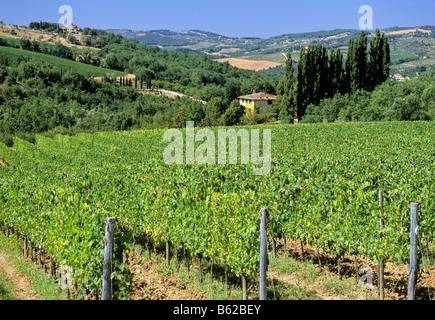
267,269,347,300
0,253,39,300
92,74,207,104
128,250,206,300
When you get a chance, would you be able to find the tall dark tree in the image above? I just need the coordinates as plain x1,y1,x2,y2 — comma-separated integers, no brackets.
334,48,345,94
222,99,245,126
345,38,356,93
327,48,345,97
382,33,391,83
297,44,337,119
354,31,369,91
297,47,308,119
287,31,389,121
319,45,329,102
369,29,383,90
327,48,336,98
278,51,297,122
366,29,391,90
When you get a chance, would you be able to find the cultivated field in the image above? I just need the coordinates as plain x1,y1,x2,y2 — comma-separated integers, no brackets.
216,57,282,71
0,45,125,77
0,121,433,299
0,24,86,49
386,28,432,36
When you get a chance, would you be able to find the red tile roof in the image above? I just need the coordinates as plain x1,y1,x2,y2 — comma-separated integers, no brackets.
237,91,277,101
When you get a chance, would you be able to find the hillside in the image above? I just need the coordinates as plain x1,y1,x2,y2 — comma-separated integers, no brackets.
0,23,276,100
105,29,234,47
110,26,435,77
0,21,433,147
0,45,124,77
0,22,282,146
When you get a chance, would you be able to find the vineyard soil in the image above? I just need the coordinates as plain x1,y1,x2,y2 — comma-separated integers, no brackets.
0,253,39,300
1,237,434,300
126,238,435,300
128,249,206,300
271,238,435,300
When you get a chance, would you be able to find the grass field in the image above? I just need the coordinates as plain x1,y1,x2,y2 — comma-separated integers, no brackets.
0,45,125,77
390,50,420,65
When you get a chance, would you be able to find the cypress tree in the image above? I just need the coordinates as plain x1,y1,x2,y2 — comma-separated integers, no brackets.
355,31,369,91
279,51,297,122
297,47,307,119
320,45,329,101
305,45,316,107
335,48,345,94
367,29,390,90
345,38,355,93
328,48,336,98
369,29,384,90
382,33,390,82
328,48,345,97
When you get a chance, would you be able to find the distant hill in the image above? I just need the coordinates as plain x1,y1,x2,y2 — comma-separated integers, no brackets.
108,26,435,77
105,29,232,46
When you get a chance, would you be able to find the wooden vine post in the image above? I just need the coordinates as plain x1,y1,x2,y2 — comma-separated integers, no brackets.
166,240,171,266
407,203,418,300
241,274,248,300
102,217,115,300
378,190,384,300
259,207,268,300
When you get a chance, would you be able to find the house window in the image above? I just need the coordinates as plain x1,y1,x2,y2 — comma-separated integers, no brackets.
268,100,273,105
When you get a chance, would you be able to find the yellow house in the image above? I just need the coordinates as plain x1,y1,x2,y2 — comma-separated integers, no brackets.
238,90,277,114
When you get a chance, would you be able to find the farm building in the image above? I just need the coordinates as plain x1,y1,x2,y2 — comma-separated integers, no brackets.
392,73,410,82
67,24,83,35
238,90,276,114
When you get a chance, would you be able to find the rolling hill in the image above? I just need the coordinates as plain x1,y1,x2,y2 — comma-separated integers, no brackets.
0,45,125,77
109,26,435,77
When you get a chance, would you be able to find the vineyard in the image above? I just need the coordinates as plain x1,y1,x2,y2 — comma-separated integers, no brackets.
0,121,434,299
0,45,125,78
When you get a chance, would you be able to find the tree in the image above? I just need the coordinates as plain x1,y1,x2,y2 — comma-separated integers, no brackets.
354,31,369,91
135,67,154,89
277,51,297,122
296,44,330,119
327,48,345,97
296,47,307,119
382,33,390,83
222,99,245,126
173,105,186,128
0,64,8,83
224,78,241,106
20,39,31,51
181,102,205,125
206,96,227,117
368,29,390,91
345,38,354,93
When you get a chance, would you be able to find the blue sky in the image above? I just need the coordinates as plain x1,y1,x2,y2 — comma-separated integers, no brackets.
0,0,434,38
